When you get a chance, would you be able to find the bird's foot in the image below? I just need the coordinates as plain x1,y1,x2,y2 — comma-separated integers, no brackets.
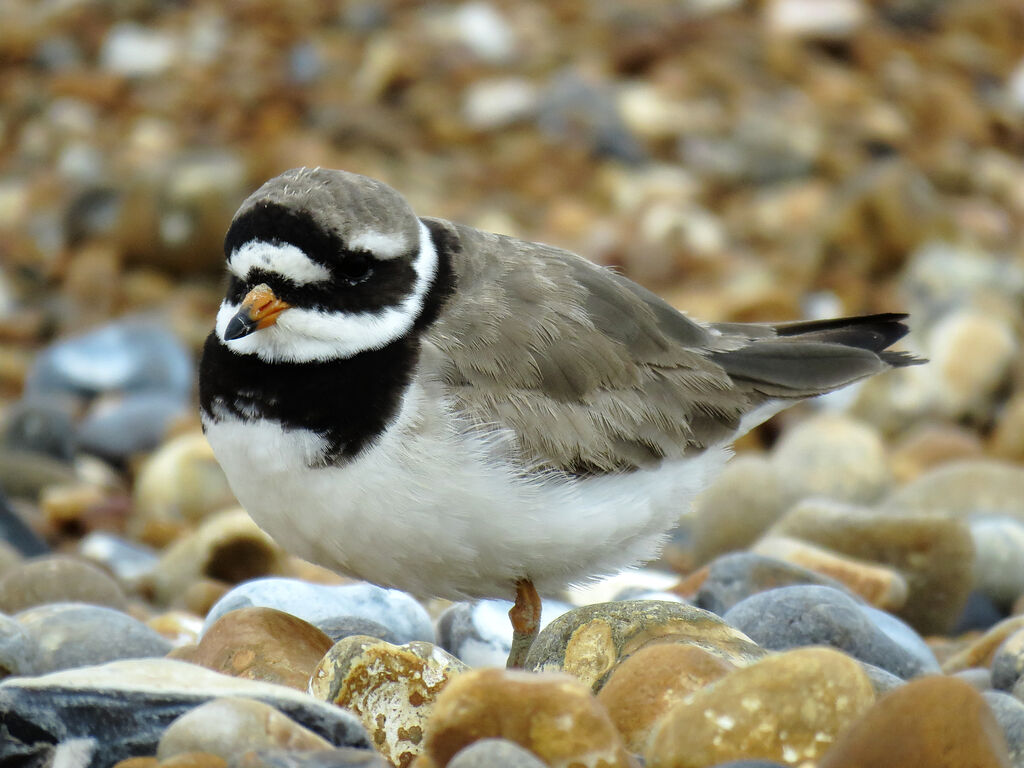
506,579,541,669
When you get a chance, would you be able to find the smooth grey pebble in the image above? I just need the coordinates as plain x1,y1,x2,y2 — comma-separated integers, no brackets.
983,691,1024,768
448,738,547,768
0,614,37,678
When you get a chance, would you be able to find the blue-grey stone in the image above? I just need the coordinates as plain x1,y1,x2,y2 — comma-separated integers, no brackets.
448,738,547,768
228,747,389,766
983,691,1024,768
992,628,1024,692
0,613,37,678
17,603,171,674
26,319,192,399
0,488,48,556
859,604,940,674
203,578,434,645
437,598,571,667
76,390,190,459
2,398,77,462
78,532,159,589
0,658,371,768
724,585,935,679
859,662,905,695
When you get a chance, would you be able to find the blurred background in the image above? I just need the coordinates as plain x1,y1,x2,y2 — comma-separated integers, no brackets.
0,0,1022,574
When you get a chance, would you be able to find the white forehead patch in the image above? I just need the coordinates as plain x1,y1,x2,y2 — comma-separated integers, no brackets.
229,241,332,285
216,220,438,363
348,230,408,260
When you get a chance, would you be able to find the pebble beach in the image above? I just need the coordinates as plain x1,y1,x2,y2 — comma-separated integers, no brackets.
1,1,1024,767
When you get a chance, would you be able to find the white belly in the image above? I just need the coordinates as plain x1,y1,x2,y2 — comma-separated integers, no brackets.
202,386,729,600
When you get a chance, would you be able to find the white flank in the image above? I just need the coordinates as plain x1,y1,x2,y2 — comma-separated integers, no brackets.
229,240,332,285
216,220,438,363
348,229,409,260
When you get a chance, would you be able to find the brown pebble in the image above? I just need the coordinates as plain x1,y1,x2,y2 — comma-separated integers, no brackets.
0,555,127,613
597,644,734,753
191,607,332,690
943,616,1024,673
421,668,635,768
817,676,1011,768
157,754,228,768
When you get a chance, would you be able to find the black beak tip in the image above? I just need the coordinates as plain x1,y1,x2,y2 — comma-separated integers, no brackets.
224,313,257,341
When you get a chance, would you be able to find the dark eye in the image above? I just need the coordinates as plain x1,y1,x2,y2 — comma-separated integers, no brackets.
337,252,373,285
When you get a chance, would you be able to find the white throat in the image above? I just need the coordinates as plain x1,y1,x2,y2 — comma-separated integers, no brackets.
215,220,438,363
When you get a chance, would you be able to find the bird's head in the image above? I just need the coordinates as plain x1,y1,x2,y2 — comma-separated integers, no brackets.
215,167,437,363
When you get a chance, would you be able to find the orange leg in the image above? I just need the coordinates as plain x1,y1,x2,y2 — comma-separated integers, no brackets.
507,579,541,668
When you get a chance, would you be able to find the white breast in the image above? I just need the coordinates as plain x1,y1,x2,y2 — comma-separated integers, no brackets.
202,383,729,600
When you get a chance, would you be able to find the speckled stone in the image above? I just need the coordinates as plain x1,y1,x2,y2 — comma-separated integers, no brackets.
770,499,974,634
596,643,734,753
418,668,634,768
817,676,1011,768
646,647,875,768
753,535,909,611
147,508,288,605
17,603,172,674
525,600,764,692
156,697,332,761
192,607,333,690
309,636,467,768
0,555,127,613
725,585,938,678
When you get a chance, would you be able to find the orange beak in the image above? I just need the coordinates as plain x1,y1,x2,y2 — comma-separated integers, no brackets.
224,284,292,340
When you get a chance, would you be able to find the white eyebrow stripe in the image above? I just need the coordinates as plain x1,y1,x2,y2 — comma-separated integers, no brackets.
229,241,333,285
348,230,409,260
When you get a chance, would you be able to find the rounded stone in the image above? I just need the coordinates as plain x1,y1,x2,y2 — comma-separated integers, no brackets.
525,600,764,692
130,432,236,546
724,585,937,678
889,423,984,483
309,636,467,768
944,617,1024,674
880,460,1024,522
16,603,172,674
770,413,890,505
192,607,333,691
993,628,1024,691
983,691,1024,768
0,613,38,678
156,697,332,761
0,555,127,613
437,598,570,667
694,551,848,615
420,668,633,768
687,453,787,566
816,676,1011,768
147,508,288,605
447,739,547,768
752,535,909,611
596,643,734,753
646,647,876,768
770,499,974,634
970,517,1024,607
203,579,435,646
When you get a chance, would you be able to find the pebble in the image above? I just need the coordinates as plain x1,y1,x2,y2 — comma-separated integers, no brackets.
203,579,435,646
437,598,570,667
147,508,287,605
78,531,160,590
816,676,1011,768
880,459,1024,521
192,607,333,691
993,629,1024,692
17,603,172,674
943,617,1024,674
752,535,909,611
596,643,734,753
130,433,237,546
2,397,76,462
157,698,332,762
101,22,179,77
0,658,370,764
765,0,867,39
309,636,467,767
418,668,634,768
0,448,78,502
526,600,764,692
232,749,389,767
147,611,204,648
0,555,127,613
686,453,787,567
446,739,547,768
694,551,849,615
0,489,49,557
889,422,985,483
983,692,1024,768
0,613,37,678
769,413,890,505
77,390,193,460
646,647,875,767
725,585,938,678
970,517,1024,607
770,499,975,634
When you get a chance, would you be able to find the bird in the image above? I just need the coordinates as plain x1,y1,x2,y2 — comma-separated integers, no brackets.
199,166,921,667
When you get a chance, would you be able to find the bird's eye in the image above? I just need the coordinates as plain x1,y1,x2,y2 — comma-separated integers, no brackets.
337,252,372,285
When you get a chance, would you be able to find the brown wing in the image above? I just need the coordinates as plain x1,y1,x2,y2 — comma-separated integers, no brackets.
420,219,749,474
